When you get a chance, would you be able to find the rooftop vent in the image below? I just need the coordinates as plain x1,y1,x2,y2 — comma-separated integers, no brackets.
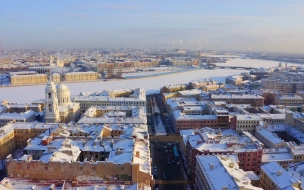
277,170,282,176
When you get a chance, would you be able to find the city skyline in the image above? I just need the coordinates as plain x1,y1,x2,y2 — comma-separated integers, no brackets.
1,1,304,53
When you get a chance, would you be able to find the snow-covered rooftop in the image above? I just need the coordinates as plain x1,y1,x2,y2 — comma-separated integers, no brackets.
0,110,36,120
261,162,300,189
196,155,262,190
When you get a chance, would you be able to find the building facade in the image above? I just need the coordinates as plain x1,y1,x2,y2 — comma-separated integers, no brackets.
64,72,99,82
260,161,300,190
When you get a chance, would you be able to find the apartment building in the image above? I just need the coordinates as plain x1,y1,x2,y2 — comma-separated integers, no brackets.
5,103,41,113
261,71,304,94
260,161,300,190
288,162,304,190
180,128,263,178
172,110,217,132
230,115,262,134
275,94,304,106
6,124,152,186
211,94,264,107
255,127,285,149
195,155,262,190
0,123,61,159
0,110,36,127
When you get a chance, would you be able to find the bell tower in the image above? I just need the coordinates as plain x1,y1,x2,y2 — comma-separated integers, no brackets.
45,75,60,123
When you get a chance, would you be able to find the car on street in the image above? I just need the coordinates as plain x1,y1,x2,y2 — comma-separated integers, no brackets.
155,184,159,190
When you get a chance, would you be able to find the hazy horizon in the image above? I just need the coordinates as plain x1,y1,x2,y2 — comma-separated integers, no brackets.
1,0,304,53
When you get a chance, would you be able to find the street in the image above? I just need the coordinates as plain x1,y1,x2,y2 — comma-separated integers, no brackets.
151,140,189,190
147,94,190,189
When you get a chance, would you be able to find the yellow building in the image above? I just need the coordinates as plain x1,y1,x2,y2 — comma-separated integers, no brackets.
0,125,15,159
260,161,300,190
0,122,60,158
64,72,99,82
195,155,263,190
11,74,47,85
52,73,61,83
10,72,60,85
6,132,152,186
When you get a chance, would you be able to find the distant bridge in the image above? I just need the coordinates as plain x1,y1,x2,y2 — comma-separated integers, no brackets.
208,64,255,70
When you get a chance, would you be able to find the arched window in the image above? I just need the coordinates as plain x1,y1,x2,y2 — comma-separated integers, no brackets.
49,104,52,112
48,93,51,98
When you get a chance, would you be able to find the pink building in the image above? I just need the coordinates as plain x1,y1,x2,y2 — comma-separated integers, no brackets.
173,110,217,132
180,128,263,179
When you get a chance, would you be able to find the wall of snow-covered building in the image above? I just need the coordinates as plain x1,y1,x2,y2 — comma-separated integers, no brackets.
6,157,151,186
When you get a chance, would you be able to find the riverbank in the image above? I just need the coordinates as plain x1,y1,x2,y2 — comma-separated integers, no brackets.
1,58,301,102
0,67,207,88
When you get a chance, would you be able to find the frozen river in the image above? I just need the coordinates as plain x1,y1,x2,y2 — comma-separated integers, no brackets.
0,58,302,103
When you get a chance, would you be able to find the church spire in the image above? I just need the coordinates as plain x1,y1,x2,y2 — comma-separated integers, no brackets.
45,75,60,123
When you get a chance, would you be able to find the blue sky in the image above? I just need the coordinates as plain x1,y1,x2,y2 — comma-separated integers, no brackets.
1,0,304,52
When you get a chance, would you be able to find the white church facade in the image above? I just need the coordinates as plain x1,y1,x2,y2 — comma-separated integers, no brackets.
44,76,80,123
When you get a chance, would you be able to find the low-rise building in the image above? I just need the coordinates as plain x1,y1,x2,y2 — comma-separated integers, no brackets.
0,110,36,127
260,161,301,190
71,88,146,113
64,71,99,82
9,72,59,85
255,127,285,149
275,94,304,106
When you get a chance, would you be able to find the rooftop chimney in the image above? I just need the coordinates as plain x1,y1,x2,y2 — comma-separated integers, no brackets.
135,151,140,158
209,163,214,170
277,170,282,176
229,162,234,168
